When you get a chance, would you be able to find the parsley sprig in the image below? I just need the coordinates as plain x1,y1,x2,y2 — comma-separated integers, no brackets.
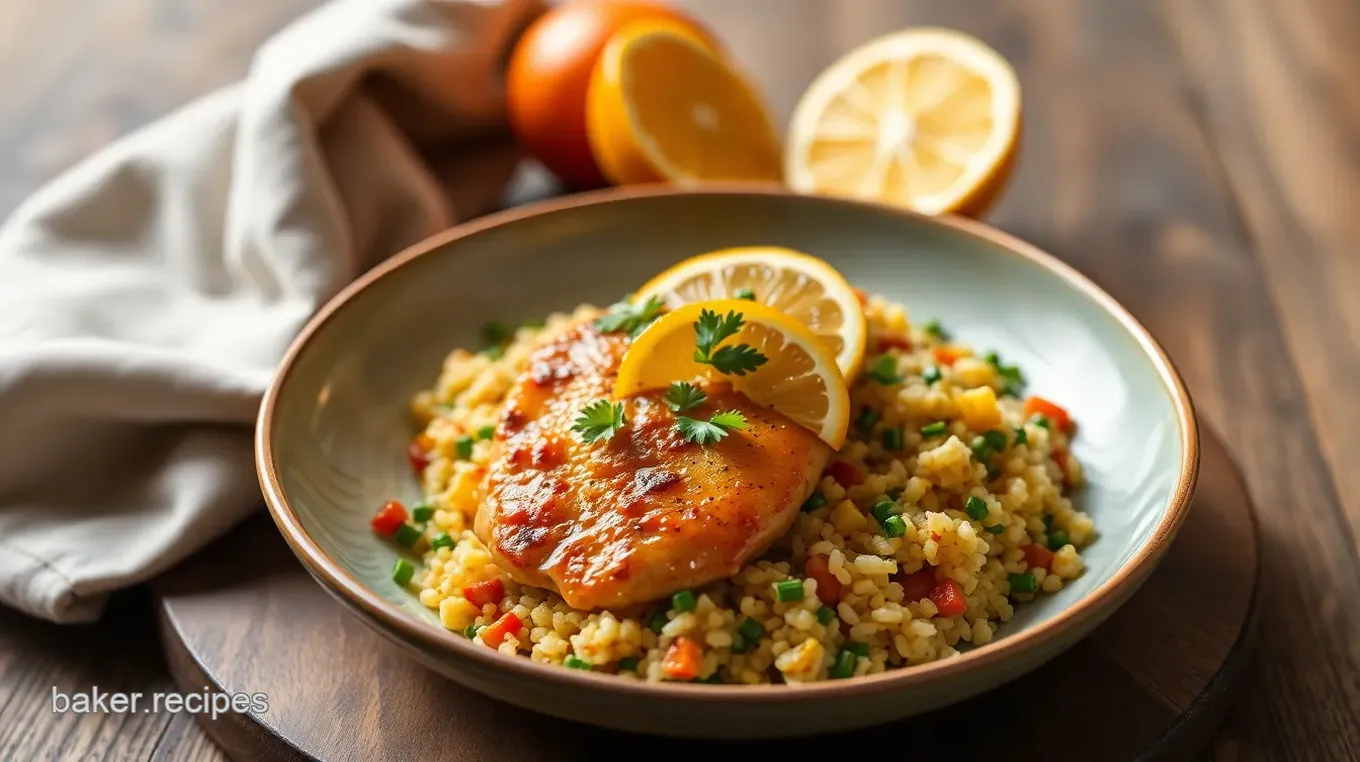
572,400,626,443
675,410,748,444
594,295,666,338
692,309,768,376
665,381,707,412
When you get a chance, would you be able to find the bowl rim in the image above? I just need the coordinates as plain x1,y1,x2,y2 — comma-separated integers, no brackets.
256,183,1200,703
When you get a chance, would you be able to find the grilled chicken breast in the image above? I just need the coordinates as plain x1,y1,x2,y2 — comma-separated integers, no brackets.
475,318,831,611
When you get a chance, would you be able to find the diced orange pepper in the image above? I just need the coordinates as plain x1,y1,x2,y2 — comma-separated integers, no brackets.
932,346,964,366
480,612,522,648
929,580,968,616
1021,543,1055,571
826,461,864,487
662,636,703,681
804,555,842,606
408,432,436,474
1024,395,1073,432
463,578,506,608
876,334,912,352
853,288,869,306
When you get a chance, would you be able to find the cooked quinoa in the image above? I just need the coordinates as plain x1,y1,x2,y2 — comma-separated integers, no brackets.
399,296,1091,684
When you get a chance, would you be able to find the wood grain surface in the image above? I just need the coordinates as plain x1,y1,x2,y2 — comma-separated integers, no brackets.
1,0,1357,759
152,428,1257,762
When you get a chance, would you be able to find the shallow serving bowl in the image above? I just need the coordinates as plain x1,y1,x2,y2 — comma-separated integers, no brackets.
257,185,1198,739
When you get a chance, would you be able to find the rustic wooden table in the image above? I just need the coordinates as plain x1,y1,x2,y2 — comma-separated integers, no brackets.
1,0,1356,759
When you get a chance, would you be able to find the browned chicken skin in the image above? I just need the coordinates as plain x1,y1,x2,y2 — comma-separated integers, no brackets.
474,318,831,611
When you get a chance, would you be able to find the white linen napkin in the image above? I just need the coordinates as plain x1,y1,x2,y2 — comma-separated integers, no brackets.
0,0,546,623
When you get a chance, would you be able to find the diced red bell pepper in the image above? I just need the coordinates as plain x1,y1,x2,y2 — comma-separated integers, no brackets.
804,554,843,606
463,578,506,608
876,334,913,352
408,433,435,474
826,460,864,487
1024,396,1073,432
370,500,408,536
900,569,938,603
662,636,703,681
1021,543,1055,571
932,346,964,366
1051,447,1073,490
929,580,968,616
480,612,522,648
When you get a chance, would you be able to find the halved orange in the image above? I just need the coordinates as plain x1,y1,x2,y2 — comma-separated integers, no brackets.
632,247,867,380
585,19,783,185
614,299,850,448
785,28,1021,217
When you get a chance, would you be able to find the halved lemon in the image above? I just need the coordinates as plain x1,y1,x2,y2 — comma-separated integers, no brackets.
615,299,850,449
632,247,867,380
586,19,783,185
785,28,1021,217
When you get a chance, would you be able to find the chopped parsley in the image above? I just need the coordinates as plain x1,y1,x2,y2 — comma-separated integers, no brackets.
594,295,666,338
675,410,748,445
734,288,757,301
572,400,626,443
664,381,707,413
692,309,768,376
866,354,904,385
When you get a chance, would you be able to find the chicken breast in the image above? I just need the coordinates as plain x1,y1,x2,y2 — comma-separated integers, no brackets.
475,317,831,611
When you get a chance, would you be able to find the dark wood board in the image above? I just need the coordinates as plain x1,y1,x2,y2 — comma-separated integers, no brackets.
151,429,1257,762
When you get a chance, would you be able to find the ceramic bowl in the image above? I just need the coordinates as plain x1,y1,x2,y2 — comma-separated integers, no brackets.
257,185,1198,739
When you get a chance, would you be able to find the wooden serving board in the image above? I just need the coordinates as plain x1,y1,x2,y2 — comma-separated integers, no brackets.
153,427,1257,762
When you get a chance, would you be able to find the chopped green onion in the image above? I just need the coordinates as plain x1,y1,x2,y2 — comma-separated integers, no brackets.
394,524,422,547
483,345,505,360
1043,514,1055,530
483,322,514,345
734,288,757,301
411,502,434,523
737,618,764,643
563,655,593,670
1031,414,1051,429
965,496,989,521
801,492,828,512
970,436,993,462
464,623,483,639
844,641,870,658
671,590,697,612
430,532,455,551
881,426,904,451
1047,529,1070,551
886,487,904,501
923,320,949,340
983,429,1009,451
1013,427,1028,446
1002,381,1024,398
773,579,805,603
921,365,943,385
817,605,836,625
618,656,640,671
392,558,416,586
984,524,1006,535
648,610,669,634
830,649,858,679
702,673,724,684
984,351,1000,366
920,421,948,437
867,354,903,385
1009,572,1038,594
522,319,546,329
477,425,496,441
455,435,475,460
730,635,751,655
871,500,896,525
855,407,881,435
883,515,907,538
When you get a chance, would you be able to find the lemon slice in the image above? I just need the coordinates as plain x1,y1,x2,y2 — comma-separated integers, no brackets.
785,28,1021,217
586,20,783,185
632,247,867,380
615,299,851,449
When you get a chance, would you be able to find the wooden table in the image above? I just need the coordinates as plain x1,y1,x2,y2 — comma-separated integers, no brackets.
1,0,1356,759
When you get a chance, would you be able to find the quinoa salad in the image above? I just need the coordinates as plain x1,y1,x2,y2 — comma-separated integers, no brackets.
371,278,1090,686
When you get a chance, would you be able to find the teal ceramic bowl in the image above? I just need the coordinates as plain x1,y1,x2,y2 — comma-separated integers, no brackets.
257,185,1198,739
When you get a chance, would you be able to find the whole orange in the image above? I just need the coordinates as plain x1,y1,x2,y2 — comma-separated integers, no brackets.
506,1,715,190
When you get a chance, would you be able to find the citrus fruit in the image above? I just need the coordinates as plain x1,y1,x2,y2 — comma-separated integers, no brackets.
614,299,851,448
586,20,782,186
506,1,715,190
632,247,866,380
784,28,1021,217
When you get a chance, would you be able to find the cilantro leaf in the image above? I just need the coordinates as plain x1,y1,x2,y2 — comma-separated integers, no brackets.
866,354,903,385
694,309,745,359
594,295,666,338
665,381,707,412
705,344,769,376
572,400,626,443
709,410,749,431
675,410,748,445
